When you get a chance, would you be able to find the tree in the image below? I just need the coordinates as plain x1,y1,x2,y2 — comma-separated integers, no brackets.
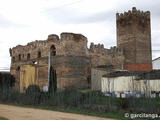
48,66,57,93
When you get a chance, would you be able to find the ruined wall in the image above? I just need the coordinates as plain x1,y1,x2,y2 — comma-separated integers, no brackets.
10,34,60,90
9,7,153,91
89,43,125,70
10,33,90,91
116,7,152,71
51,33,90,90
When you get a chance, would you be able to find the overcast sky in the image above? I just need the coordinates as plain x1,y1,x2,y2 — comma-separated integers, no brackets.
0,0,160,70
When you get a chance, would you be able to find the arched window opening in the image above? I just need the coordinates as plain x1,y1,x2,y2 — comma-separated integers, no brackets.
12,57,15,63
50,45,56,56
27,53,30,60
18,54,21,61
38,51,41,58
17,66,20,71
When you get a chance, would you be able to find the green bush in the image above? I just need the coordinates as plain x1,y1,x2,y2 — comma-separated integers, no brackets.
0,116,8,120
1,88,160,114
25,85,40,95
25,85,41,105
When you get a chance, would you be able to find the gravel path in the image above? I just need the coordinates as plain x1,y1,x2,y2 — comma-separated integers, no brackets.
0,104,115,120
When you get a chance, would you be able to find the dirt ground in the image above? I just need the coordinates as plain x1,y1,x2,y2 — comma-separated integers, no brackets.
0,104,115,120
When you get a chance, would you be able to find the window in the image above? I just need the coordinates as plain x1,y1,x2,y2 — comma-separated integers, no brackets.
27,53,30,60
17,66,20,71
18,54,21,61
50,45,56,56
38,51,41,58
12,57,15,63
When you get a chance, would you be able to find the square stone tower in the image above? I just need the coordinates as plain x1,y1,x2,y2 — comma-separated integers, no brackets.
116,7,152,71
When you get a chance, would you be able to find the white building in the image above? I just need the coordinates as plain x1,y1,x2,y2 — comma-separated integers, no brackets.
91,69,160,97
102,76,160,93
152,57,160,70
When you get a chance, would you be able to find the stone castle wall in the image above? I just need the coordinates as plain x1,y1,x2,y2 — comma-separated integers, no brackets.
89,43,125,69
116,7,152,71
10,33,90,91
10,34,60,90
50,33,90,90
9,7,152,91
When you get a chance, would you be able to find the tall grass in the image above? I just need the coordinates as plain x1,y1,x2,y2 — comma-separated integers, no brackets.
0,117,8,120
0,85,160,114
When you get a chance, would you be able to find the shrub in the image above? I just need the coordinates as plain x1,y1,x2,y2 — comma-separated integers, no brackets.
26,85,40,95
25,85,41,105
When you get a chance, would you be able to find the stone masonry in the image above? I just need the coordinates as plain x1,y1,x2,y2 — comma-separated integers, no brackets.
10,32,124,91
9,7,152,91
116,7,152,71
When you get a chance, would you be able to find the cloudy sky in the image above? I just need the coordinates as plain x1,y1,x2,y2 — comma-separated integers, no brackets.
0,0,160,71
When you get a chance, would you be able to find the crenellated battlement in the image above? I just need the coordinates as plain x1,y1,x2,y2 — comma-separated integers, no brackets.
108,46,123,55
89,43,125,69
89,43,124,56
89,42,107,55
116,7,150,27
90,42,104,49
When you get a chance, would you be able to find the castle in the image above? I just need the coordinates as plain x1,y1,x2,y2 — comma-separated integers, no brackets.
9,7,152,92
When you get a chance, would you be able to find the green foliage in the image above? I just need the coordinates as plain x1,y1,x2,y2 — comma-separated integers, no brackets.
25,85,40,95
0,90,19,103
87,75,91,88
0,73,15,92
0,116,8,120
1,88,160,117
25,85,41,105
0,85,41,105
48,66,57,93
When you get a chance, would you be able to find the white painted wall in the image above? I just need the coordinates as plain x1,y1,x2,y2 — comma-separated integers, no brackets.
149,80,160,91
102,76,160,92
102,76,135,92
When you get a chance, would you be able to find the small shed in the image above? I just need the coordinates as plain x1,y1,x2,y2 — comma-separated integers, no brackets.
102,70,160,93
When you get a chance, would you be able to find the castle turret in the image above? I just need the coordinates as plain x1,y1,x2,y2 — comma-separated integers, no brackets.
116,7,152,71
50,33,90,90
